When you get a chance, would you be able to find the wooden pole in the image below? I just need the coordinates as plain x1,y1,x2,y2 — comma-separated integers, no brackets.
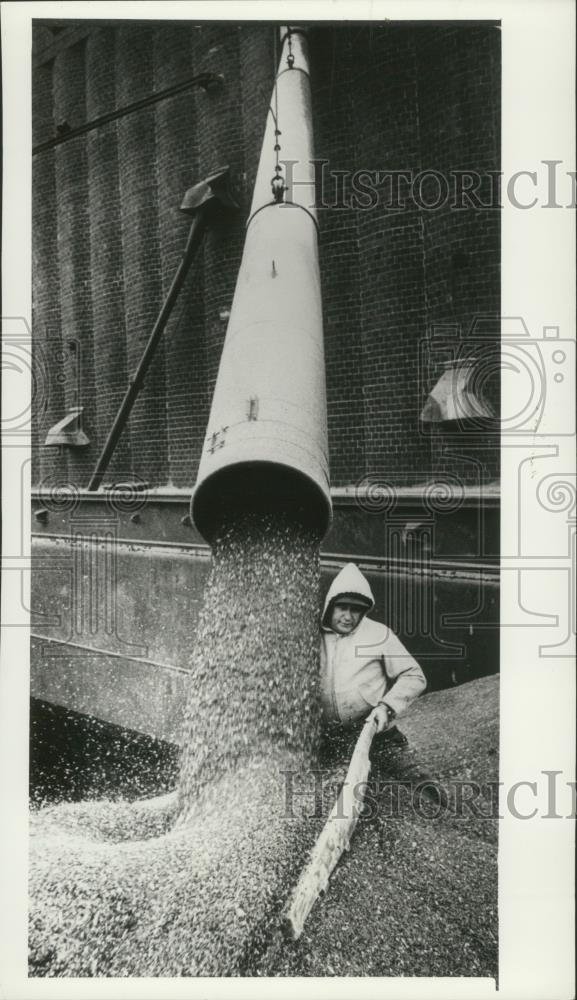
284,717,378,940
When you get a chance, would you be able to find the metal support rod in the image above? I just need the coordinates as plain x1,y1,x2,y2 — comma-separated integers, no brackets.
86,211,207,491
33,72,224,156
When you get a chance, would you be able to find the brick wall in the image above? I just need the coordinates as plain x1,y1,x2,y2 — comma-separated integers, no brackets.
310,28,367,485
415,25,501,486
86,27,131,481
32,56,63,486
153,24,206,487
116,25,168,486
349,26,431,481
32,20,500,494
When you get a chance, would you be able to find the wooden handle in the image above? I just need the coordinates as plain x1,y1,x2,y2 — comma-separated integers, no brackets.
284,720,377,940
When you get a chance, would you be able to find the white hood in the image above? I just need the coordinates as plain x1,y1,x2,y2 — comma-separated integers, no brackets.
321,562,375,628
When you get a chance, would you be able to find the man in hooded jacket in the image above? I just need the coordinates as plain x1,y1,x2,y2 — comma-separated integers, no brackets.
319,563,441,797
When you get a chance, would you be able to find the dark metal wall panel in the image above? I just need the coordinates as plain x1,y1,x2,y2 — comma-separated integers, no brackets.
31,637,191,746
31,542,498,743
30,490,499,741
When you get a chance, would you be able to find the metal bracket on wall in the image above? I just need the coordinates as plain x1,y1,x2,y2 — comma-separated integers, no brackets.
44,407,89,448
420,358,495,425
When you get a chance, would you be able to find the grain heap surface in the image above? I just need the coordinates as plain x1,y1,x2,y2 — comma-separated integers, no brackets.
251,674,499,978
29,510,499,979
29,513,325,976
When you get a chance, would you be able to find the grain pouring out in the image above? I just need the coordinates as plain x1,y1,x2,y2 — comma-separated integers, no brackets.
29,511,329,977
29,26,335,977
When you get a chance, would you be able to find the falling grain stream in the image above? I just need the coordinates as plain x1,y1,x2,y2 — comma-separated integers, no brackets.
29,511,329,976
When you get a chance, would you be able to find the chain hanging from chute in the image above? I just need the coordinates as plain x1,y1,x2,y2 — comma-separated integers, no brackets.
287,28,295,69
270,32,287,203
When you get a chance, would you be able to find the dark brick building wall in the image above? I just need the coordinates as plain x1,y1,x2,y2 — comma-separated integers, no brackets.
86,26,131,482
415,25,501,486
53,40,97,487
32,20,500,494
32,57,63,486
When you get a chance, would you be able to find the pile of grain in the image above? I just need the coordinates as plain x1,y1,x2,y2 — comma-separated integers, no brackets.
29,512,326,976
29,509,499,978
250,675,499,978
29,754,324,976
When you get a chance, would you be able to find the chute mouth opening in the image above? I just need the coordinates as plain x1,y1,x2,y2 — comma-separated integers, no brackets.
191,462,332,544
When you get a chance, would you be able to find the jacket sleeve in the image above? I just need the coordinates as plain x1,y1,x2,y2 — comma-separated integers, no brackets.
379,629,427,717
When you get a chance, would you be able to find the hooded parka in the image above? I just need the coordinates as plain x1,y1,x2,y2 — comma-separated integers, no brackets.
320,563,426,726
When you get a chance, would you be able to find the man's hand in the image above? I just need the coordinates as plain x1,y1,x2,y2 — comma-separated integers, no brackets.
367,703,392,734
